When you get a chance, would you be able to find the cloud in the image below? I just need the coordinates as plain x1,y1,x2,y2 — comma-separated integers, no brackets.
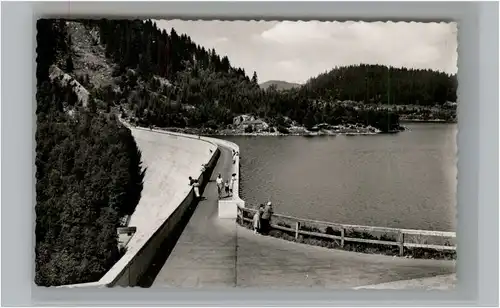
276,60,296,69
214,37,228,43
261,21,333,44
154,20,457,84
258,21,457,80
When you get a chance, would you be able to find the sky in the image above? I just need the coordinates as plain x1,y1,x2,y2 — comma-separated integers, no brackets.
154,20,458,85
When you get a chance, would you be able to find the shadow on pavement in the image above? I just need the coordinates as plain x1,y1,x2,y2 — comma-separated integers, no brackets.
136,197,201,287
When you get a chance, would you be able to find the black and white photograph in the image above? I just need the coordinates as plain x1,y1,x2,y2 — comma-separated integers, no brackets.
35,19,458,289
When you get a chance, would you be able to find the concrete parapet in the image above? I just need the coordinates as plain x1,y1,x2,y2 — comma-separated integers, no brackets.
60,125,220,288
143,129,247,219
112,149,220,287
218,198,245,219
203,138,246,219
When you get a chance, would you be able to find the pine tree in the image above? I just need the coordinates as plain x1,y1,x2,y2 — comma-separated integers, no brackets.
251,71,258,85
303,109,316,129
36,19,58,85
138,46,154,78
66,55,74,72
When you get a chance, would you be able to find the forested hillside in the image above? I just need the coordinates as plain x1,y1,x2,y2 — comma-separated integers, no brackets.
304,64,457,106
82,19,456,133
35,19,144,286
260,80,302,91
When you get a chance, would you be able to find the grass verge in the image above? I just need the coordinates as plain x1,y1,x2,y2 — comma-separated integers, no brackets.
237,211,456,260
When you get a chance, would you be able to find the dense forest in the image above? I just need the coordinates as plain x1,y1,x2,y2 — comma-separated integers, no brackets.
86,20,456,133
304,64,457,105
35,19,144,286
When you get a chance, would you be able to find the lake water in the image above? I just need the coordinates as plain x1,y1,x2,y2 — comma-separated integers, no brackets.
223,123,457,232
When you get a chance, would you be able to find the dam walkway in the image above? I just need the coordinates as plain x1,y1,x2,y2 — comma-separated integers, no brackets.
147,141,456,289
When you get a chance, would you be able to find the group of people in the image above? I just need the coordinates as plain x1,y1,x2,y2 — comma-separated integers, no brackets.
216,173,237,199
252,202,274,235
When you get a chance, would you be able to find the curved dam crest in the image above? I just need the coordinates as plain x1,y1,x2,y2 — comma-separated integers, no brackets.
62,125,219,287
126,129,215,231
63,124,455,288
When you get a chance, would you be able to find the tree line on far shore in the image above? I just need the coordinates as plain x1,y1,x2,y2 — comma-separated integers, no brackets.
304,64,457,106
87,19,456,133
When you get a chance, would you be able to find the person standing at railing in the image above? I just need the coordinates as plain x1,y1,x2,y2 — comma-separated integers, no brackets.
230,173,237,197
193,179,200,199
188,176,201,200
224,180,230,197
261,201,274,235
253,210,261,234
258,204,265,232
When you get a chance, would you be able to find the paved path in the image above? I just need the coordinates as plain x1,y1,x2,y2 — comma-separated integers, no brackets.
151,143,456,289
151,145,237,288
353,273,457,290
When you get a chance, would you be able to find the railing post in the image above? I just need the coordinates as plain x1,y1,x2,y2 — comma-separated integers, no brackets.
398,231,405,256
340,228,345,248
295,221,300,240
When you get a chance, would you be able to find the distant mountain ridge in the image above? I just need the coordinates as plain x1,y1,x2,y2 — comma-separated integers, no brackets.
259,80,301,90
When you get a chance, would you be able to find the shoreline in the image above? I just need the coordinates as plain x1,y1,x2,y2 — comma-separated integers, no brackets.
144,121,455,138
400,119,457,123
150,126,403,137
125,111,458,138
